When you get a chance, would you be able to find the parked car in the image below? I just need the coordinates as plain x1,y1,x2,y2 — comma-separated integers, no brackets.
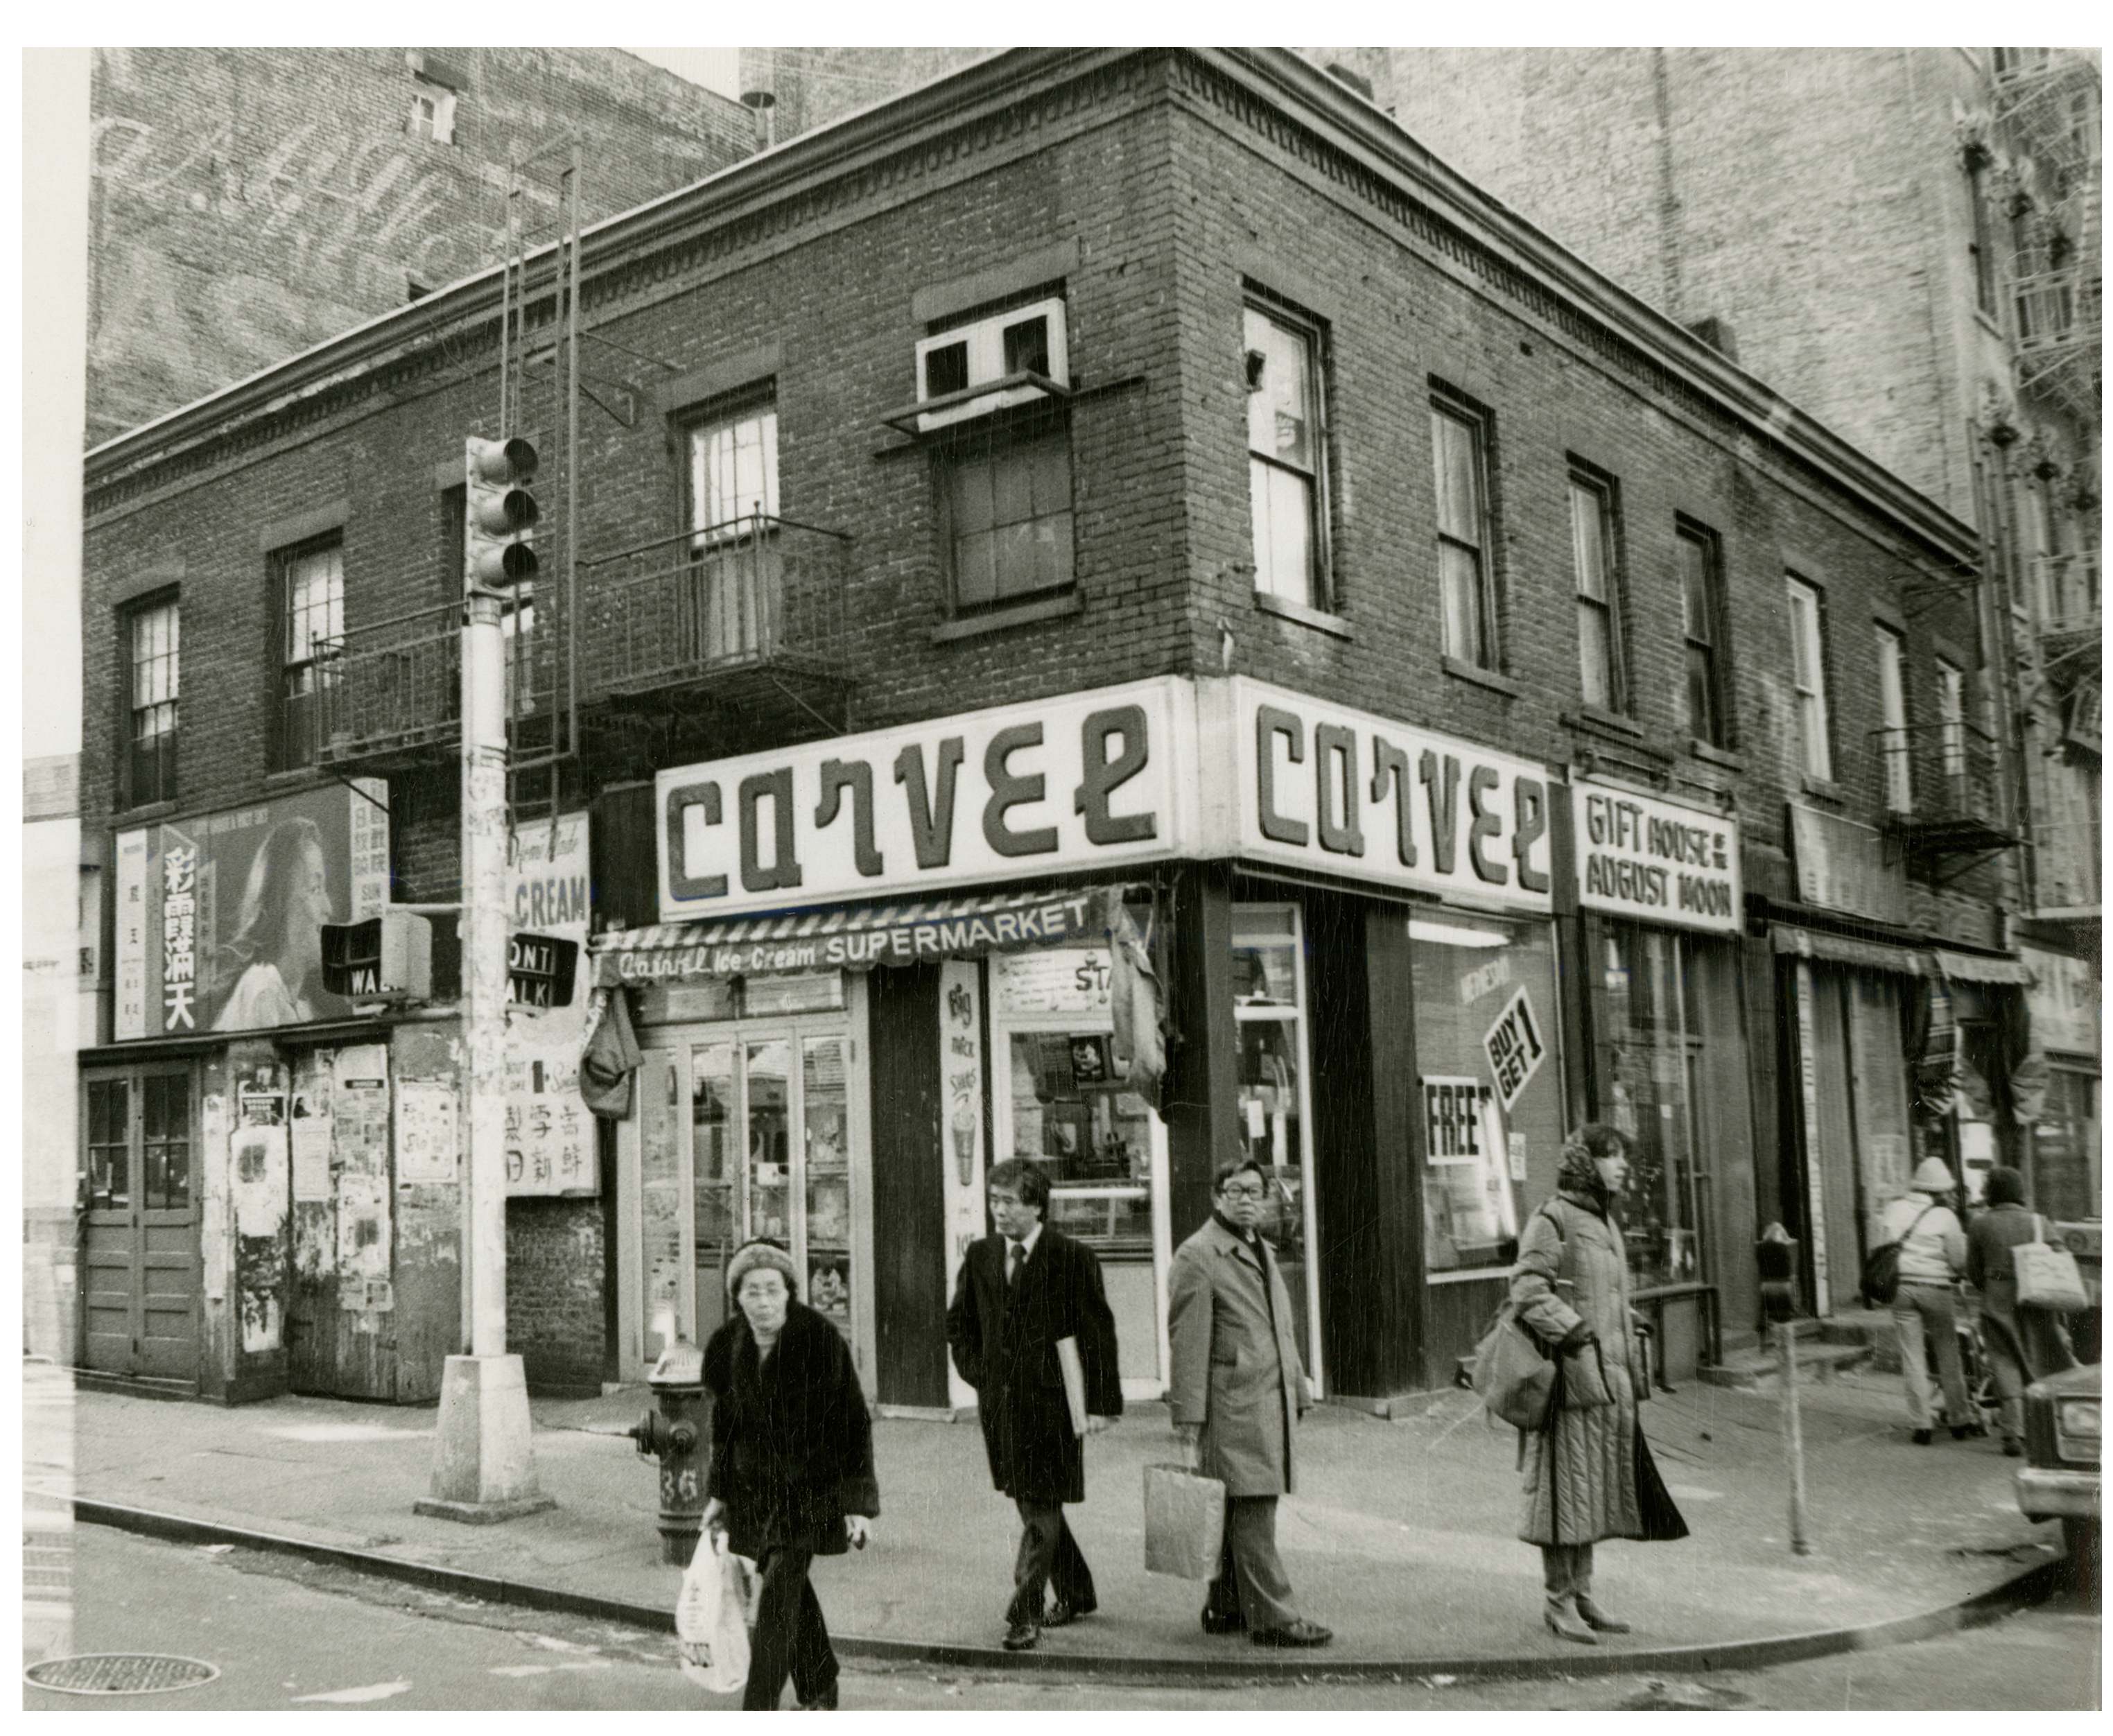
2016,1359,2101,1594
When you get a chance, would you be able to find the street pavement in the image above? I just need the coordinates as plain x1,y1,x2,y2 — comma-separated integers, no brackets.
52,1357,2077,1676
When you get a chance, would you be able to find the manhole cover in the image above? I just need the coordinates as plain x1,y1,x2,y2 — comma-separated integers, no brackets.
26,1653,220,1694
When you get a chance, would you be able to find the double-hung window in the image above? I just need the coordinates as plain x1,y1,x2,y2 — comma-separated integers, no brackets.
1677,521,1730,747
1432,396,1497,666
1245,302,1328,609
1875,624,1913,813
125,596,179,806
410,74,457,145
1569,469,1625,711
939,415,1075,614
277,539,342,770
1936,657,1968,799
686,391,782,659
1784,575,1833,783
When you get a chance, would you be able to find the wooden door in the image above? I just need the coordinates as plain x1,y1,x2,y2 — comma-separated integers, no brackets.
80,1071,200,1381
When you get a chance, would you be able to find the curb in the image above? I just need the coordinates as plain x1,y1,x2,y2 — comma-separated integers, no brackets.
74,1498,2068,1685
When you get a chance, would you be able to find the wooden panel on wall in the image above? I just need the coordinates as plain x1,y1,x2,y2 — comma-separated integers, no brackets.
869,963,948,1408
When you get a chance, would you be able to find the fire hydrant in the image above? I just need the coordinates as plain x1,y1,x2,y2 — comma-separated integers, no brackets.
628,1337,708,1565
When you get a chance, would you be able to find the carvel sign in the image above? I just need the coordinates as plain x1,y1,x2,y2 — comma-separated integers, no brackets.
656,678,1199,921
1219,679,1554,912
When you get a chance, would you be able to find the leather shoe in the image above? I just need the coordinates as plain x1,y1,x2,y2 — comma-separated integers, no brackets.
1574,1594,1631,1634
1911,1428,1933,1446
799,1681,840,1710
1001,1621,1039,1653
1251,1618,1332,1648
1043,1598,1095,1628
1544,1597,1597,1645
1200,1608,1247,1635
1951,1423,1985,1441
2003,1439,2024,1458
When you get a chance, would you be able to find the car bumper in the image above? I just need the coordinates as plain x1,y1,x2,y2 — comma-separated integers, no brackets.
2015,1466,2101,1522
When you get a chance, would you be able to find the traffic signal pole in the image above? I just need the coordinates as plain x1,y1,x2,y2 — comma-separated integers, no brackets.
417,583,553,1523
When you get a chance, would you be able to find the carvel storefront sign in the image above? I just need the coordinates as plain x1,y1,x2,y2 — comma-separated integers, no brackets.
655,675,1558,921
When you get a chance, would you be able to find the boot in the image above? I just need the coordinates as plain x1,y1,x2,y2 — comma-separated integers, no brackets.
1544,1595,1597,1645
1574,1592,1631,1633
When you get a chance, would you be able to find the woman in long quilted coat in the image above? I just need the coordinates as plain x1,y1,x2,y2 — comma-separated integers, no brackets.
1510,1123,1683,1644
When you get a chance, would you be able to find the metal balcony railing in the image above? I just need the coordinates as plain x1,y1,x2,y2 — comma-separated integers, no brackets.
314,601,460,766
1874,720,2019,880
578,514,851,701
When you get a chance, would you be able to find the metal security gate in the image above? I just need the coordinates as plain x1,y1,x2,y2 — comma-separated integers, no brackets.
80,1069,200,1382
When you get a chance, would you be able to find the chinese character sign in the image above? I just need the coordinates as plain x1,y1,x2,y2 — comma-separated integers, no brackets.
118,783,389,1039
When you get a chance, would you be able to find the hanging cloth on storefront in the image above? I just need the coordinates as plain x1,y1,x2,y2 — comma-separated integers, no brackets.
1105,894,1166,1106
580,986,643,1120
1905,973,1961,1122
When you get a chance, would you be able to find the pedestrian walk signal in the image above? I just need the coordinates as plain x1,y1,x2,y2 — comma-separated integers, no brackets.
465,435,539,588
322,911,433,1002
507,931,578,1010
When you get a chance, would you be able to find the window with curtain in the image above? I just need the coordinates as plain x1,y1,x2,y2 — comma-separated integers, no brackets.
276,539,342,770
1245,302,1328,608
939,417,1075,613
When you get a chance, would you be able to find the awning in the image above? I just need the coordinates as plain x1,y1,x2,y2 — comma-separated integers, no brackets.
1931,948,2037,987
1771,925,1927,977
592,887,1106,988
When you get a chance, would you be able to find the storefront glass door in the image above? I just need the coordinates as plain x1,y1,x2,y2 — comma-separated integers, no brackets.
632,1012,859,1377
1231,904,1324,1394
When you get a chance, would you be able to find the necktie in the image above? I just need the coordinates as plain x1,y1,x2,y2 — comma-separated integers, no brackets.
1007,1241,1024,1290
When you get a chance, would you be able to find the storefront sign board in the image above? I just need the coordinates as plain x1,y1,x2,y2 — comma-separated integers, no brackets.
506,813,595,1197
659,678,1196,921
990,947,1113,1018
940,960,986,1414
2022,946,2100,1056
1789,803,1908,927
1570,785,1742,934
1216,679,1555,912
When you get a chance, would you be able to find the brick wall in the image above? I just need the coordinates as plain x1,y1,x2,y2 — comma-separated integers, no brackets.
505,1196,605,1396
89,47,754,446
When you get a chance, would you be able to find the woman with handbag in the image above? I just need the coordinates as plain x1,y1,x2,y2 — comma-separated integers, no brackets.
1966,1167,2080,1457
699,1241,878,1711
1510,1124,1685,1646
1881,1158,1975,1446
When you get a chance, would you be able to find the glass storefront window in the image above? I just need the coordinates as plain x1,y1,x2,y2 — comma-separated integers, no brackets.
1007,1031,1156,1246
803,1038,853,1329
1409,910,1563,1273
1597,919,1706,1287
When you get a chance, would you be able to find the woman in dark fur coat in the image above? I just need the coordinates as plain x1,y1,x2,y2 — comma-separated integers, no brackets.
701,1240,878,1711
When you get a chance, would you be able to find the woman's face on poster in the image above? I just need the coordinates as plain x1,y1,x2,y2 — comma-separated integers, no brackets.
286,839,333,978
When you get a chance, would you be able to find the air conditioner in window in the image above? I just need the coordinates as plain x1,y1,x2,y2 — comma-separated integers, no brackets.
913,297,1069,433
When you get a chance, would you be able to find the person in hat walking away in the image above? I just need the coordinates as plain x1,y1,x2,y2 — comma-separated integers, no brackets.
699,1240,878,1711
1966,1165,2080,1457
1167,1157,1332,1649
1511,1124,1687,1646
1879,1158,1976,1445
946,1158,1123,1653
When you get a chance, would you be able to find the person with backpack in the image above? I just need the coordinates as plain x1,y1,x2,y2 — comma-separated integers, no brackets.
1509,1123,1686,1646
1879,1158,1975,1446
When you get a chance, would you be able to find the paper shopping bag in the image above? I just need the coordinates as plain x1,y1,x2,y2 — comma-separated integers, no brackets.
1143,1462,1226,1579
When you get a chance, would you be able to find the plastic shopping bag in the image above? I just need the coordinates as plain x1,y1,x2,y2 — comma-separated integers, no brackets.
675,1531,753,1695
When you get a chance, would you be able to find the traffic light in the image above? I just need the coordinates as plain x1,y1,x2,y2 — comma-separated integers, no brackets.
322,911,433,1001
464,435,538,588
507,931,579,1010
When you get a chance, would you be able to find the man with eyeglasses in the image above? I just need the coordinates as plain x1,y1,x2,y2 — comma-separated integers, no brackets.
1167,1157,1332,1648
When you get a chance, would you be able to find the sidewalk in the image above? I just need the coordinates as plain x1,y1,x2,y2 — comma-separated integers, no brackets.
64,1364,2062,1676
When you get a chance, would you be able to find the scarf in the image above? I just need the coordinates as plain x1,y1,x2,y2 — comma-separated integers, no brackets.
1556,1133,1613,1217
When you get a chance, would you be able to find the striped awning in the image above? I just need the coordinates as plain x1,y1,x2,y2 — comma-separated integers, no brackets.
1771,925,1927,976
591,887,1106,988
1930,948,2036,987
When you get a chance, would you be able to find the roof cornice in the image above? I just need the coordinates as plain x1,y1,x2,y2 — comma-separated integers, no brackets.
87,45,1979,567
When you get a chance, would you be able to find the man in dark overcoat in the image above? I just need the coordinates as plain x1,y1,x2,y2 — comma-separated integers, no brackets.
946,1157,1123,1652
1167,1157,1331,1648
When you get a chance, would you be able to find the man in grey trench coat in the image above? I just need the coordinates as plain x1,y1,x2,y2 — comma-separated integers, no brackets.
1167,1157,1332,1648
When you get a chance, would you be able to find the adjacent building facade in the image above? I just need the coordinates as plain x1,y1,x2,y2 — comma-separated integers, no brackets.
76,49,2019,1415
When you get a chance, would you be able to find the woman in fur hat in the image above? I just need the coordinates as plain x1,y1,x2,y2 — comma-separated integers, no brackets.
700,1240,878,1710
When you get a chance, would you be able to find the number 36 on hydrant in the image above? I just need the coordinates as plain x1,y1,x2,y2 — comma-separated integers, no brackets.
627,1337,710,1565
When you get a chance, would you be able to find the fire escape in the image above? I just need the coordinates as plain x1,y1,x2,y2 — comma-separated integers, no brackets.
1988,49,2102,933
